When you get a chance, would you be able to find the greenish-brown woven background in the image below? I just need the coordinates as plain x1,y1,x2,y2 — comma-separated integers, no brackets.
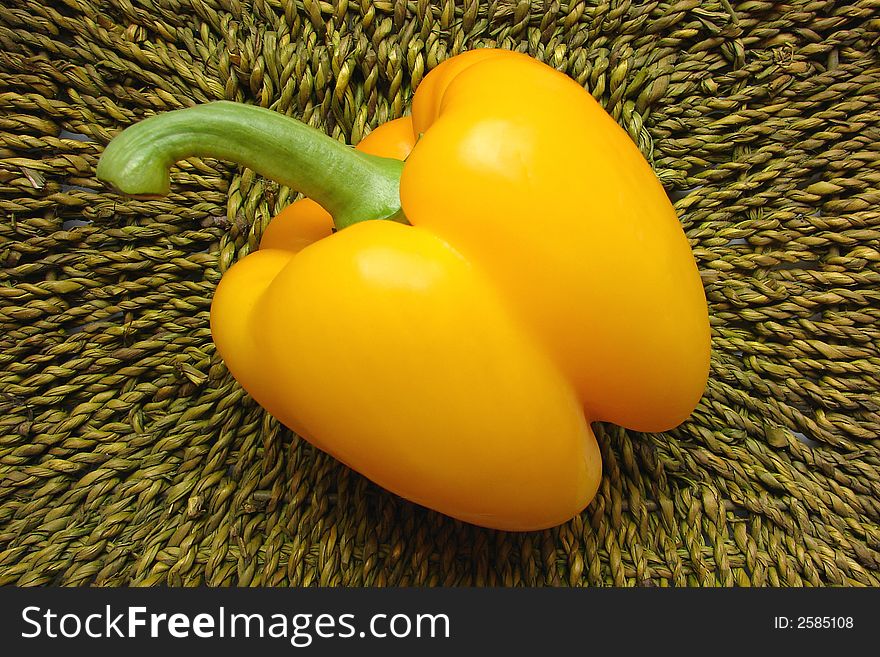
1,0,879,586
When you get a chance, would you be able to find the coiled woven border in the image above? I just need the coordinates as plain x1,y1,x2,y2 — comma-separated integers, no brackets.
1,0,878,586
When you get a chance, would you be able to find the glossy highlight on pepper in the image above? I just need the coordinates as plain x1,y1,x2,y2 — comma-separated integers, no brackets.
97,49,711,531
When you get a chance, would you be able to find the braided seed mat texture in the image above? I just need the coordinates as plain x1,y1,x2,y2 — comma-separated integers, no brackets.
1,0,879,586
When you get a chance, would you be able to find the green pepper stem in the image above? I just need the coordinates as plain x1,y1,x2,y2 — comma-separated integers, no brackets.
96,101,406,229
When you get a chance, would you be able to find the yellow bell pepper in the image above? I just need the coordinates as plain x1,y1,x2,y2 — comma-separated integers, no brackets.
97,49,710,531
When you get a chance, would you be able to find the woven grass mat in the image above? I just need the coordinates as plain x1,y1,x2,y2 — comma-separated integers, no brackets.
1,0,879,587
